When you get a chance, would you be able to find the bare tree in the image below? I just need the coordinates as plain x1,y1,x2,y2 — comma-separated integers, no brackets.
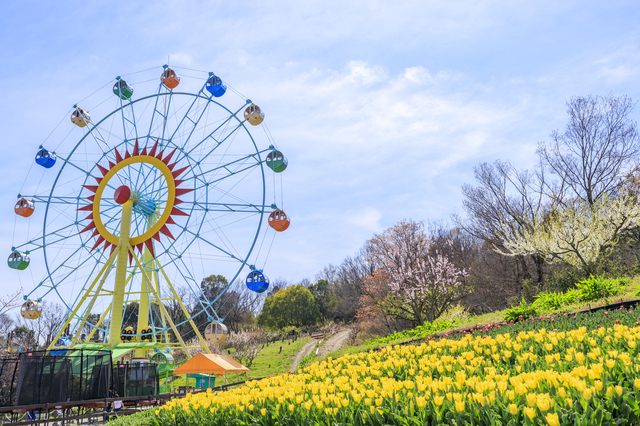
457,160,548,286
12,301,67,347
0,288,22,318
537,94,639,205
333,250,374,322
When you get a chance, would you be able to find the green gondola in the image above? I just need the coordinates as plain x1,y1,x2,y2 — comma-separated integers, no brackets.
113,79,134,100
266,150,288,173
8,251,29,270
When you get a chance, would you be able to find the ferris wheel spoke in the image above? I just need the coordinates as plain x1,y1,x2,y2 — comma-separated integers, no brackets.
184,121,246,166
180,201,272,213
44,245,103,292
183,102,247,157
147,86,175,143
155,250,213,316
21,195,83,205
167,86,210,147
14,222,79,251
190,162,262,189
81,116,119,164
197,149,268,179
117,94,139,143
55,153,94,177
182,228,248,267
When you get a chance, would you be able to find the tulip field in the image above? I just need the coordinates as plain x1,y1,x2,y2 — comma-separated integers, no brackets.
145,306,640,425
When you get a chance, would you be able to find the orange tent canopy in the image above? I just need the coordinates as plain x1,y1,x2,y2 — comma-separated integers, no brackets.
173,353,250,375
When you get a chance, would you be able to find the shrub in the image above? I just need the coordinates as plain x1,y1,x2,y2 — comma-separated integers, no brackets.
575,275,626,302
368,319,454,345
438,303,470,323
503,299,537,322
533,290,579,310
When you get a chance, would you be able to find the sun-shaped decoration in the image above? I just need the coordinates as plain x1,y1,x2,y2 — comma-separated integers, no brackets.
77,139,191,261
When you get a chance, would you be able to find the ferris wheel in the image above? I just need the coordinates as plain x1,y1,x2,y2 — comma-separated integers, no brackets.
9,65,290,356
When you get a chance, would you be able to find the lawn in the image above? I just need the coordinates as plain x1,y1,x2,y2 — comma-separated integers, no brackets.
162,337,312,390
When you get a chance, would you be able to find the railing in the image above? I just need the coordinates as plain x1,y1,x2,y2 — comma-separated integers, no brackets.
0,377,267,425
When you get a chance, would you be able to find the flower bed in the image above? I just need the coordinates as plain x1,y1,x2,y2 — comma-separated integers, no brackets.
437,304,640,343
152,310,640,425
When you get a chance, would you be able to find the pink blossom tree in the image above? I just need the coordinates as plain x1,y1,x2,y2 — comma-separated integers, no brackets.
365,220,468,325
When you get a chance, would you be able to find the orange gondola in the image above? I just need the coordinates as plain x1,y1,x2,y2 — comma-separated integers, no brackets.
268,210,290,232
162,68,180,89
15,198,35,217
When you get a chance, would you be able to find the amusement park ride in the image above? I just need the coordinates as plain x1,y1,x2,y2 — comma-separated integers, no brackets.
9,65,289,362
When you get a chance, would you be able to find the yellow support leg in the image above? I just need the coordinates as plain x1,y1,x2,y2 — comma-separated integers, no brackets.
85,302,111,342
128,247,192,358
156,259,210,353
108,199,133,346
46,249,118,352
71,262,113,343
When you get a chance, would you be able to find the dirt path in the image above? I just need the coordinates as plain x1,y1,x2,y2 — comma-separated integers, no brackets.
317,329,351,358
290,339,317,371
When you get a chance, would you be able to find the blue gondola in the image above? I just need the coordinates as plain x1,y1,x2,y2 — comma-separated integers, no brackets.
35,148,56,168
206,75,227,97
50,337,71,356
246,270,269,293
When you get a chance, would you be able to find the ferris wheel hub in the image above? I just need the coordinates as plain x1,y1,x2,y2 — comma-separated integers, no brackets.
114,185,131,204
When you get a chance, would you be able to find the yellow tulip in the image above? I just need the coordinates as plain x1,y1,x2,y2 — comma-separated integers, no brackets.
616,386,623,396
526,393,537,407
546,412,560,426
524,407,536,420
455,400,465,412
508,404,518,415
537,395,551,412
434,395,444,406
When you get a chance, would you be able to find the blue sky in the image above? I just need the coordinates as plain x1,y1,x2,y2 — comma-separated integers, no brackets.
1,0,640,308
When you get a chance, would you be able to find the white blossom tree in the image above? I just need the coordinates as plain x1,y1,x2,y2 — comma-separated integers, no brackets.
224,329,266,367
498,191,640,273
365,220,468,325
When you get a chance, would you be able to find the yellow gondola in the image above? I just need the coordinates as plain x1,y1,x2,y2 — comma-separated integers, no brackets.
244,104,264,126
20,300,42,320
204,322,228,344
71,108,91,127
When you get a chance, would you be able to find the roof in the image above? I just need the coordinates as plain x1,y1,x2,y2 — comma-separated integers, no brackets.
173,353,250,375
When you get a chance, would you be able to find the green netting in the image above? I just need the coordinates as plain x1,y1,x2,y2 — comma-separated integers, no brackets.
10,349,112,406
112,363,159,397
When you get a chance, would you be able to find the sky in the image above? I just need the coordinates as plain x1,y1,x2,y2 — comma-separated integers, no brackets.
1,0,640,314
